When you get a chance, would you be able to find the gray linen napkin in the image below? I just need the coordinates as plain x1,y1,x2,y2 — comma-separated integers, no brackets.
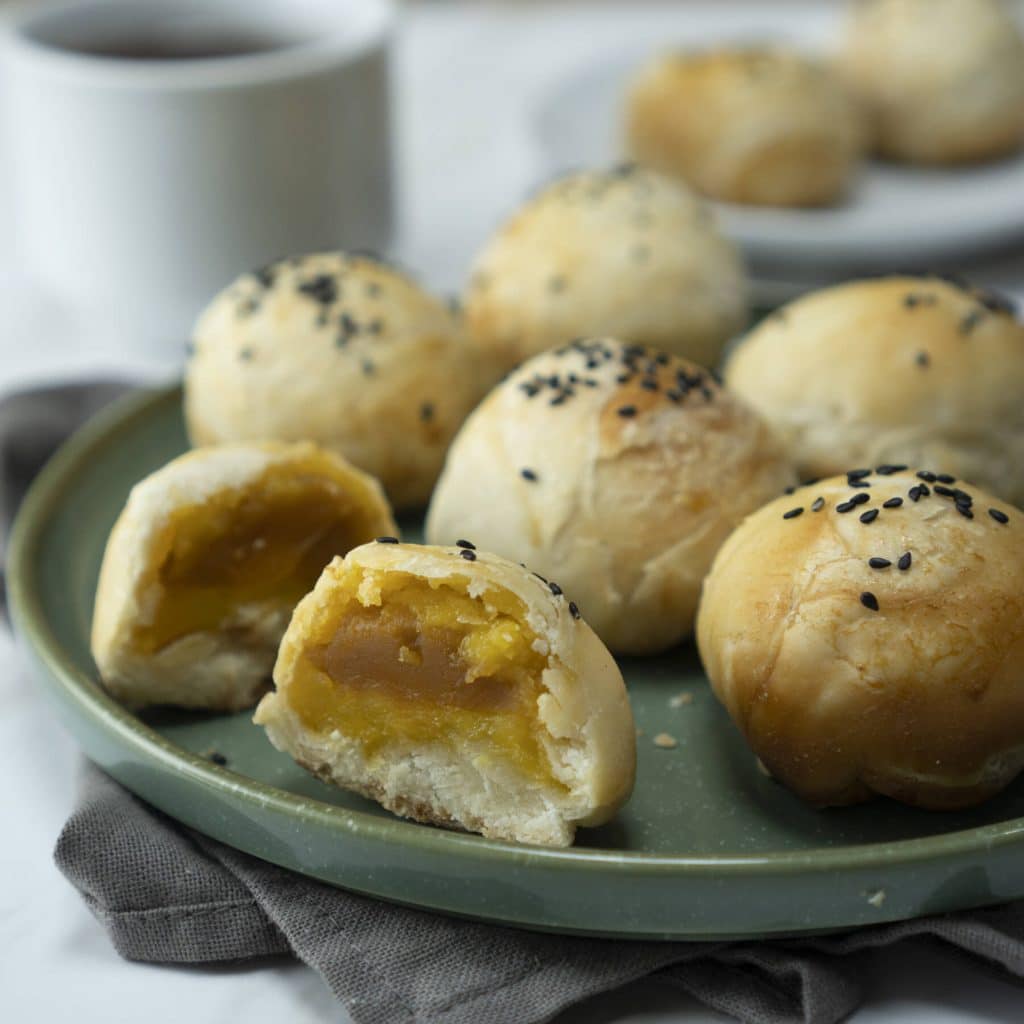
12,383,1024,1024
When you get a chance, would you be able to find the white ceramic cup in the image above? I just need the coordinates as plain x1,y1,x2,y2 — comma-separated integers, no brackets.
0,0,394,342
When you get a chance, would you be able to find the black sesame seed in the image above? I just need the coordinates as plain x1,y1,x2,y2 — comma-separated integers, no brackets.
868,557,891,569
456,539,476,550
298,274,338,306
640,378,659,391
933,484,955,498
548,581,563,596
520,468,538,482
898,552,912,571
847,469,872,480
960,310,985,336
848,480,872,489
860,509,879,524
666,390,683,402
883,497,904,509
917,471,937,482
420,402,435,422
376,536,399,544
876,464,908,475
362,359,376,376
784,486,796,495
568,601,581,620
253,265,276,289
915,351,930,368
935,473,956,484
977,288,1016,316
340,312,359,337
811,497,825,512
783,507,804,519
836,500,857,514
860,592,880,611
850,492,871,506
987,507,1009,524
957,505,974,519
459,549,477,561
617,405,638,418
209,751,228,766
908,485,923,502
532,571,549,584
953,488,972,505
239,347,254,362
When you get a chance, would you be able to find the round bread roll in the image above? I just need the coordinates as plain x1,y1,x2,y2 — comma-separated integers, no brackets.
254,539,636,847
697,468,1024,809
426,337,796,654
626,48,866,207
185,252,497,510
840,0,1024,164
725,275,1024,507
463,166,747,372
91,442,397,711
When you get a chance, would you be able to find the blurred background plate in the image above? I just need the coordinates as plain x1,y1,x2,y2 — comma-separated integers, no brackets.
10,385,1024,941
532,50,1024,276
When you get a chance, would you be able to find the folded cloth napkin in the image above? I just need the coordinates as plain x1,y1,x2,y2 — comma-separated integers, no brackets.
13,382,1024,1024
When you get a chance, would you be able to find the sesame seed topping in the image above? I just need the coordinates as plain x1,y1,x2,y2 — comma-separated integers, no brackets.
933,484,956,498
860,592,879,611
850,493,871,506
459,549,477,561
876,464,908,475
362,359,376,377
420,402,435,423
836,500,857,514
548,581,563,596
898,552,912,571
568,601,581,620
917,471,937,482
883,497,903,509
297,274,338,306
376,536,399,544
960,310,985,336
617,405,638,418
908,485,924,502
957,505,974,519
783,507,803,519
989,508,1009,524
520,468,538,482
915,351,930,369
847,480,872,489
456,539,475,550
811,497,825,512
640,378,659,391
868,557,891,569
847,469,872,480
860,509,879,524
209,751,228,766
936,474,956,484
239,347,254,362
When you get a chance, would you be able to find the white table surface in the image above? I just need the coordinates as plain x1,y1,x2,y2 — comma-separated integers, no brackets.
3,3,1024,1021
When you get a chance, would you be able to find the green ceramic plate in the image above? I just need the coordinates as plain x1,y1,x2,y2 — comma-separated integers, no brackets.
10,385,1024,940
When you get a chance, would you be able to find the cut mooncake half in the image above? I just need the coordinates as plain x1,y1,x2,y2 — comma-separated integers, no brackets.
91,442,397,711
254,540,636,846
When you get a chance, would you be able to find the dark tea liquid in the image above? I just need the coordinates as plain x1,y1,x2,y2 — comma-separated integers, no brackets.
69,33,287,60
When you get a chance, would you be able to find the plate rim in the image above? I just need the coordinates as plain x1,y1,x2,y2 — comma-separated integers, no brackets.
9,382,1024,883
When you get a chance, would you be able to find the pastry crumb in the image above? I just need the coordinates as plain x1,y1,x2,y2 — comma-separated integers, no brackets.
867,889,886,908
669,692,694,708
653,732,677,749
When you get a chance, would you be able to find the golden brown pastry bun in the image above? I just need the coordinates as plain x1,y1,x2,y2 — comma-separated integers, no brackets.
725,275,1024,506
185,252,499,510
697,469,1024,809
626,48,866,206
426,338,796,655
840,0,1024,163
91,442,397,711
254,540,636,847
463,166,747,372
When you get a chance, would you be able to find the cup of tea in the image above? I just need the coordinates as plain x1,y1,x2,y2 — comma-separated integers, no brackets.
0,0,395,345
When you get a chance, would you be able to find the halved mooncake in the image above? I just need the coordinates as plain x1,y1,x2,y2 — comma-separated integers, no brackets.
254,540,637,846
91,442,397,711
